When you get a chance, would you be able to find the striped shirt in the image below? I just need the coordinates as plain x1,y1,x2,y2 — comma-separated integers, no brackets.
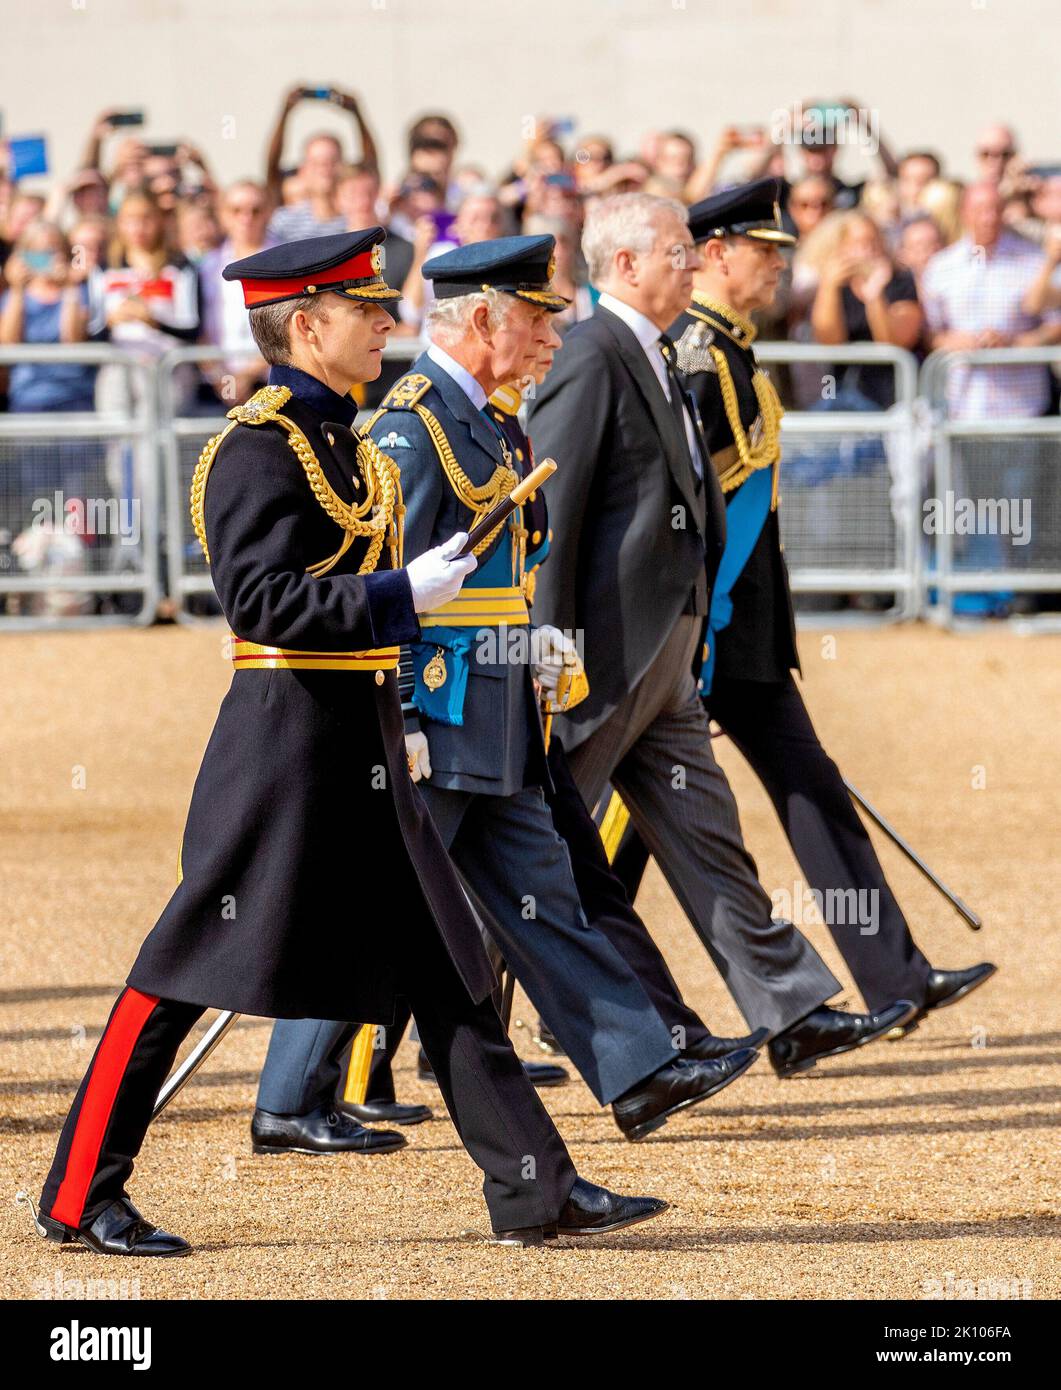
921,232,1061,419
267,202,347,243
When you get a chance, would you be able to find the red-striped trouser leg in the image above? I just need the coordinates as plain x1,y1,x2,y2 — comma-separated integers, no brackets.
41,987,205,1231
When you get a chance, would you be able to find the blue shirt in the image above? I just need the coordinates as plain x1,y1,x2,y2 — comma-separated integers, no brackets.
3,287,97,411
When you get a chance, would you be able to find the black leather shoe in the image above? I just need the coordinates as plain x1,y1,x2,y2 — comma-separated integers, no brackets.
488,1179,668,1245
770,1000,917,1077
557,1178,667,1236
36,1197,190,1258
887,963,998,1039
612,1048,758,1141
683,1026,770,1061
251,1105,407,1155
418,1048,568,1089
337,1099,433,1126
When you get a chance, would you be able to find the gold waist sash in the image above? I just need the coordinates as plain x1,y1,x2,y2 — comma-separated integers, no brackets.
228,635,399,672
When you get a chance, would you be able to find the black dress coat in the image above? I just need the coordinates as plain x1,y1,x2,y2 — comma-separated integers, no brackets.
528,306,725,748
127,368,496,1021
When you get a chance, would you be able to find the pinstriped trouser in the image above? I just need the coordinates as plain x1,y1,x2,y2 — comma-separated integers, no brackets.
564,617,840,1037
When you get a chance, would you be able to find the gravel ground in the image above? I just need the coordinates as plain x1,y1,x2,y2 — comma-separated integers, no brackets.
1,624,1058,1300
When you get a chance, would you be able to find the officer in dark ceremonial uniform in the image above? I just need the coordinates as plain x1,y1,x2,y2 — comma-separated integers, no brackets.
347,368,766,1118
255,235,759,1147
607,180,996,1050
31,229,665,1256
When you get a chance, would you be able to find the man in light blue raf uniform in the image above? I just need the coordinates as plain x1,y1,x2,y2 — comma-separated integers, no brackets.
253,235,758,1153
376,234,758,1137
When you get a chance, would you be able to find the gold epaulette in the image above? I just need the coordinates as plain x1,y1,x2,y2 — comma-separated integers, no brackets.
362,371,433,438
189,388,295,564
189,384,403,577
382,372,434,410
228,383,293,425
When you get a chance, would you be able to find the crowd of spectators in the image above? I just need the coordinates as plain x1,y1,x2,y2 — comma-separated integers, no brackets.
2,91,1059,418
1,91,1059,615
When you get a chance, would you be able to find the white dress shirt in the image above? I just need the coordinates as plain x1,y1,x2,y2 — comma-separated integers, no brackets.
597,291,702,476
427,343,488,411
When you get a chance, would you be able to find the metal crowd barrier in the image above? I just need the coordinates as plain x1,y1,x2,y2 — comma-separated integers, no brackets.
4,341,1059,630
0,345,160,629
921,347,1061,627
757,342,921,621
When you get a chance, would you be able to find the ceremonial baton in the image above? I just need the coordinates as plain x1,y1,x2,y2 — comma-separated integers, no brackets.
153,1010,241,1119
458,459,557,557
843,779,982,930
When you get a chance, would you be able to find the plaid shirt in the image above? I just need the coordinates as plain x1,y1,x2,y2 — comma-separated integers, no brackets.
921,231,1060,419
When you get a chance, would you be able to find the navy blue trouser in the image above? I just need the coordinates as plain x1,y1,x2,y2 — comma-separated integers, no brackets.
259,785,676,1110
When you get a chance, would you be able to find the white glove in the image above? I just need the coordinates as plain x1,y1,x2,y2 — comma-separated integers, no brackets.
533,624,578,693
405,532,477,614
405,730,432,783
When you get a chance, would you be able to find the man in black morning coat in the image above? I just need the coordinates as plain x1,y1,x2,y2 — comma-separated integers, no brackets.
530,193,916,1075
32,229,665,1256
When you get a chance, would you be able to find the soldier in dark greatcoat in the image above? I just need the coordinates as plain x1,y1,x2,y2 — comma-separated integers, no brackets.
31,229,664,1256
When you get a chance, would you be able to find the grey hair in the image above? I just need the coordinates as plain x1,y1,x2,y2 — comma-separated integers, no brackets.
425,287,515,347
582,192,688,283
247,294,326,365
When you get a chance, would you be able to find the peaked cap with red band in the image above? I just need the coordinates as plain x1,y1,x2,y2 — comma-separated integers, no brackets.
222,227,401,308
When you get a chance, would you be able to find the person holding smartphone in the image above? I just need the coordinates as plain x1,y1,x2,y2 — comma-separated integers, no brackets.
0,220,93,411
264,84,380,240
0,220,98,556
810,210,922,405
78,109,148,210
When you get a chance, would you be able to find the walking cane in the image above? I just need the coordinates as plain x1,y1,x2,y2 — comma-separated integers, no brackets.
598,776,982,932
842,779,982,930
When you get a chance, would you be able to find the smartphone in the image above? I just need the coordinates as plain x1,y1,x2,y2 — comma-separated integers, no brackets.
109,111,145,127
147,144,179,158
23,250,54,271
302,88,333,101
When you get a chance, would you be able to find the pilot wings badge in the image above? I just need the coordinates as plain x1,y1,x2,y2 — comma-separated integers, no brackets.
674,321,717,376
